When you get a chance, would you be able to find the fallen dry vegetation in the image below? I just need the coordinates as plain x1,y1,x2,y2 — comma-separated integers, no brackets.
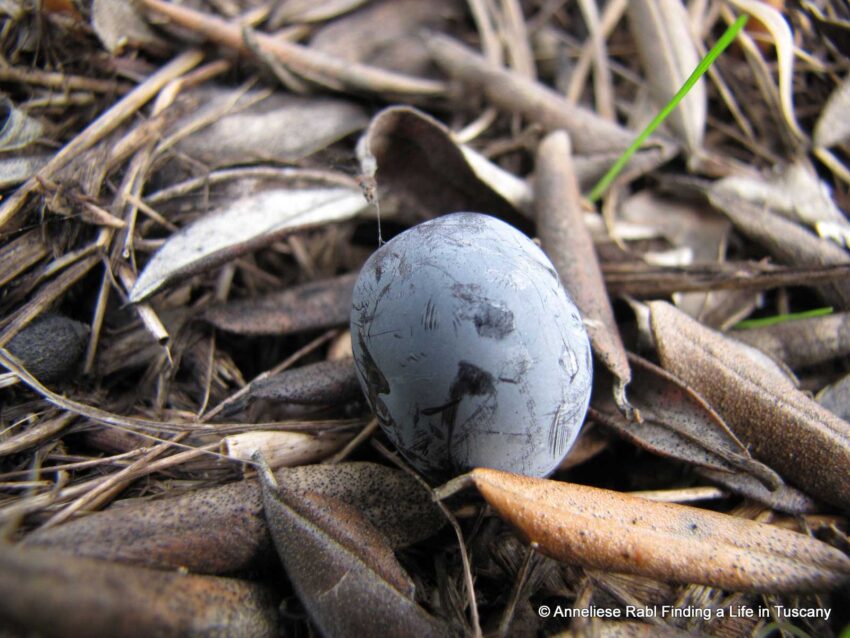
1,1,850,636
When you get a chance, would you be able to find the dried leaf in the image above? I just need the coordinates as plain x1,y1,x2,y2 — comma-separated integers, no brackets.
249,358,360,404
731,311,850,369
224,430,353,469
0,544,279,638
91,0,165,53
535,131,632,415
627,0,705,154
707,187,850,309
726,0,807,142
130,173,366,302
648,300,850,511
271,0,368,24
711,162,850,246
817,373,850,423
695,468,818,515
0,95,44,150
310,0,461,78
259,468,448,637
202,272,356,335
172,87,367,168
27,462,444,573
814,72,850,149
466,468,850,592
357,106,523,224
592,353,781,490
5,314,89,383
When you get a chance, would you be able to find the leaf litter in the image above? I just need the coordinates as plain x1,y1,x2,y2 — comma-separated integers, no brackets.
2,1,850,636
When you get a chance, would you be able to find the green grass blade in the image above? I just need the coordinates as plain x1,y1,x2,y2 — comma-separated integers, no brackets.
586,14,750,203
734,307,834,330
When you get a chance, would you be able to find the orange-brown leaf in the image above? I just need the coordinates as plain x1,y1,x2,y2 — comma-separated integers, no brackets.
469,468,850,593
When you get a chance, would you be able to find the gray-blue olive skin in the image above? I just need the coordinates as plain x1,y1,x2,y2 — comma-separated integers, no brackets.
351,213,592,480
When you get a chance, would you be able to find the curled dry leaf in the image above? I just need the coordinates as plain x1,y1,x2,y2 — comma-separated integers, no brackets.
648,301,850,511
591,353,782,491
259,468,448,637
695,468,817,515
130,172,366,302
535,131,632,416
627,0,705,154
357,106,522,224
26,462,445,573
223,430,354,470
202,272,356,335
5,314,89,383
0,544,279,638
818,373,850,422
172,86,368,168
0,94,50,188
249,358,360,405
731,311,850,370
465,468,850,593
726,0,807,142
814,72,850,149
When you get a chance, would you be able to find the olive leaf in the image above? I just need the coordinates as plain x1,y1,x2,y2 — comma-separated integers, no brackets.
818,373,850,422
249,358,360,405
648,300,850,511
258,466,449,637
0,544,279,638
591,353,782,492
627,0,706,155
461,468,850,593
535,131,633,417
357,106,525,224
130,171,366,302
269,0,368,25
171,87,367,168
814,72,850,149
731,311,850,370
707,187,850,310
26,462,445,573
202,272,356,336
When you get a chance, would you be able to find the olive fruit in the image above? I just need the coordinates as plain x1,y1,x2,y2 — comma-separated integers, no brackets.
351,213,592,480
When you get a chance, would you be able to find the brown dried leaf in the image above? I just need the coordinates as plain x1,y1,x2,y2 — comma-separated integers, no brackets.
627,0,705,154
0,544,278,638
172,86,367,168
535,131,632,415
591,354,781,490
249,358,360,404
648,301,850,511
695,468,817,515
259,468,448,637
202,272,356,335
707,188,850,309
711,162,850,246
731,311,850,370
131,172,365,302
310,0,461,78
26,462,444,573
817,373,850,423
357,106,522,224
467,468,850,592
814,72,850,148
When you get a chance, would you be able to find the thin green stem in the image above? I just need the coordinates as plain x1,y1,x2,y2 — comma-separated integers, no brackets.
586,13,750,203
